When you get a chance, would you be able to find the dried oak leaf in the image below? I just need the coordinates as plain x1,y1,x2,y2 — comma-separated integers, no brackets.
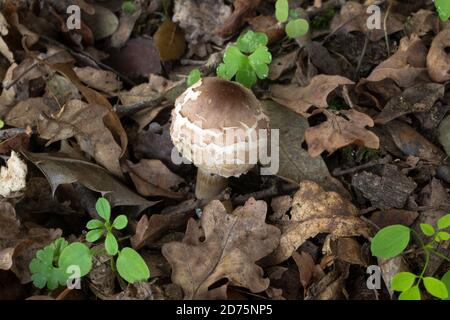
162,198,280,299
365,35,429,88
262,181,370,266
270,75,354,117
305,109,380,157
374,83,444,124
5,97,60,128
427,29,450,83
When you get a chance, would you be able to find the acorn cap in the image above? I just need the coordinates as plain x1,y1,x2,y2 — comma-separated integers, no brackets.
170,77,270,178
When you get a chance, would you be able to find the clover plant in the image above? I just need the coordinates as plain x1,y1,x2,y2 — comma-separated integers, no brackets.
275,0,309,38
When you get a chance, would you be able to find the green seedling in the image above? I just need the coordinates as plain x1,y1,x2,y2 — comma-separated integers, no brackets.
121,1,136,14
0,119,4,129
275,0,309,38
86,197,150,283
187,69,201,87
435,0,450,21
29,238,92,290
371,213,450,300
217,30,272,88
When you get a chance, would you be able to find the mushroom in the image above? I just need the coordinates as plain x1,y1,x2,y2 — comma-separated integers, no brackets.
170,77,270,200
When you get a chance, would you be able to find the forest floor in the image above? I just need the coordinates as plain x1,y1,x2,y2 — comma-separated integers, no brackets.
0,0,449,300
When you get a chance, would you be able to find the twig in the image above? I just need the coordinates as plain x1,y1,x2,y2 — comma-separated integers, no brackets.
114,97,167,117
232,183,299,206
383,1,393,56
0,128,32,140
161,189,231,215
354,31,370,80
333,156,391,176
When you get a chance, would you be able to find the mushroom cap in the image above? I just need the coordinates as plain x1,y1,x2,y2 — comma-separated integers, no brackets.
170,77,270,178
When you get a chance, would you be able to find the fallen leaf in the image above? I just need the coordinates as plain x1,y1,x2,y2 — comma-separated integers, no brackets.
74,66,122,94
305,109,380,157
82,4,119,40
262,181,370,266
124,159,185,199
331,238,367,266
438,115,450,156
131,213,188,250
23,151,154,215
330,1,403,42
5,97,60,128
247,15,284,45
216,0,261,37
262,100,349,197
427,29,450,83
369,209,419,229
365,35,429,88
0,151,27,198
270,75,354,117
106,37,161,78
386,120,446,163
375,83,444,124
162,198,280,299
110,5,142,48
153,20,186,62
38,99,123,176
292,251,317,289
405,9,439,36
268,49,299,81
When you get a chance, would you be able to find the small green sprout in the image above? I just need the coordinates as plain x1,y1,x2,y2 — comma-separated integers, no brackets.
86,197,149,283
371,213,450,300
0,119,4,129
187,69,201,87
29,238,92,290
217,30,272,88
121,1,136,14
275,0,309,38
435,0,450,21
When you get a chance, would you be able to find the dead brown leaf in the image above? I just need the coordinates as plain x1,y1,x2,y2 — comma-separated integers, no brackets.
38,99,123,176
131,213,188,250
74,66,122,94
365,35,429,88
162,198,280,299
5,97,60,129
305,109,380,157
262,181,370,266
427,29,450,83
375,83,444,124
124,159,185,199
270,75,354,117
154,20,186,62
216,0,261,37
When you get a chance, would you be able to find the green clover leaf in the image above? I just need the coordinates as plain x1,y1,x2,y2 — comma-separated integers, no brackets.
437,214,450,229
96,197,111,222
285,18,309,38
435,0,450,21
275,0,289,23
105,232,119,256
112,215,128,230
86,219,104,230
122,1,136,14
420,223,435,237
236,30,268,54
187,69,201,87
116,248,150,283
249,46,272,79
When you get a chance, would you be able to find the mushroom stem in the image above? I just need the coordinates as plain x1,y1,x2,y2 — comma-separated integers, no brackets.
195,168,228,200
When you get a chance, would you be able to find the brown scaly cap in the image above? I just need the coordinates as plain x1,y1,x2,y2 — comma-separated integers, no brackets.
170,77,270,178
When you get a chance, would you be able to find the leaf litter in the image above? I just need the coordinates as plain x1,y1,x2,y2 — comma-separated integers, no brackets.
0,0,449,301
